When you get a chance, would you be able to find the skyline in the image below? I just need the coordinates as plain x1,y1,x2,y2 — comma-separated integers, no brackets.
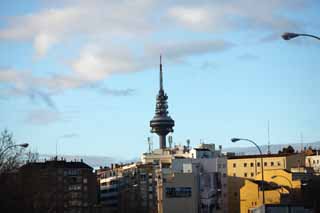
0,0,320,160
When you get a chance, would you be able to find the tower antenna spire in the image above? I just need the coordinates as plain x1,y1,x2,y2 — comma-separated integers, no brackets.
160,55,163,91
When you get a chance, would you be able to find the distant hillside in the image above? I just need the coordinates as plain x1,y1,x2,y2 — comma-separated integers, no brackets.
223,141,320,155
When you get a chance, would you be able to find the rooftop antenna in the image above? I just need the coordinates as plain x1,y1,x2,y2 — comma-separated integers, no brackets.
148,137,153,153
168,135,173,149
300,133,303,153
160,55,163,91
186,139,190,149
267,120,271,154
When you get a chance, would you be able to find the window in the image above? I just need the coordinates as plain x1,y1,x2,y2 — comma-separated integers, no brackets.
317,160,319,164
264,162,267,166
271,162,274,166
223,173,227,178
233,163,236,168
250,163,254,167
313,160,316,164
277,161,281,166
165,187,192,198
251,173,254,177
244,173,247,177
244,163,247,167
140,174,147,181
234,192,238,197
257,162,260,167
233,173,236,177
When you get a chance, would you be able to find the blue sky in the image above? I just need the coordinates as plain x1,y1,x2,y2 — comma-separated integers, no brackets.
0,0,319,160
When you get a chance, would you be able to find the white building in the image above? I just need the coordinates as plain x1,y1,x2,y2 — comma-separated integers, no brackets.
306,154,320,173
145,143,228,213
172,157,228,213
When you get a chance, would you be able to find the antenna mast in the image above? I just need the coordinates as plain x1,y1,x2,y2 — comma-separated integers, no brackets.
160,55,163,91
300,133,303,152
267,120,271,154
148,137,153,153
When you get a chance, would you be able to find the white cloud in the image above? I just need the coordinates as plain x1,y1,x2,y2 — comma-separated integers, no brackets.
167,0,308,32
0,0,315,107
146,40,234,61
0,0,156,57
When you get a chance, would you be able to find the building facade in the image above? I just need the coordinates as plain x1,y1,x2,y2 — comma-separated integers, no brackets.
97,162,157,213
18,159,97,213
305,154,320,173
227,153,305,213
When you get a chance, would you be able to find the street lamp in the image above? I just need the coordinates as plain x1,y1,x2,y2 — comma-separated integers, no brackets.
0,143,29,157
231,138,265,204
282,32,320,41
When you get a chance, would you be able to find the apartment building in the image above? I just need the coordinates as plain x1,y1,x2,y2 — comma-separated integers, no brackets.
227,153,304,213
227,153,305,179
96,162,157,213
154,143,228,213
18,158,97,213
305,154,320,173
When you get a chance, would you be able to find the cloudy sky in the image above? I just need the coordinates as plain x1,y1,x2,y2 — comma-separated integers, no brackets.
0,0,319,159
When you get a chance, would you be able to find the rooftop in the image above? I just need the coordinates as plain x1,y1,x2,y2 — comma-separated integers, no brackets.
21,159,93,170
228,153,302,160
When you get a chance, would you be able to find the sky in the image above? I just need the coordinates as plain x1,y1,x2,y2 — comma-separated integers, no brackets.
0,0,319,160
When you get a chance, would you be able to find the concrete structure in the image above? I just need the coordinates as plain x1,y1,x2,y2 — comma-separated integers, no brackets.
227,153,305,179
150,56,175,149
158,170,199,213
240,169,302,213
227,153,305,213
306,154,320,173
151,143,228,213
240,179,281,213
249,204,313,213
190,143,222,159
172,157,228,213
96,162,157,213
18,158,97,213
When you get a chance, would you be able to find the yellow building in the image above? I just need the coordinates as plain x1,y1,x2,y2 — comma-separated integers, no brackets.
227,153,304,213
227,153,305,179
240,179,281,213
240,169,301,213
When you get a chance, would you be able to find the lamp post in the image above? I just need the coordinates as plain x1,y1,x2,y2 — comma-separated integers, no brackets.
0,143,29,157
231,138,265,204
282,32,320,41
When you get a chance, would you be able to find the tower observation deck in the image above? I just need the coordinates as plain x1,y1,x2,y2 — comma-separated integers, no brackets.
150,56,175,149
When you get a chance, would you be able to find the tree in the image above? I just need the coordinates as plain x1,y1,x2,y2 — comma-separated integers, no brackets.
0,129,24,173
278,145,295,154
0,129,38,213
